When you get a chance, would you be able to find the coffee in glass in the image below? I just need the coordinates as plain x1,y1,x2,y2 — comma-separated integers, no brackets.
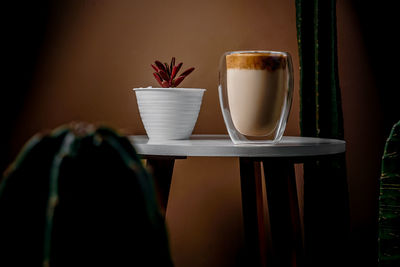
219,51,293,144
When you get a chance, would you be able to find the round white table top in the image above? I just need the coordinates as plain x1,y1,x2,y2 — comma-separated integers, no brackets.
129,135,345,158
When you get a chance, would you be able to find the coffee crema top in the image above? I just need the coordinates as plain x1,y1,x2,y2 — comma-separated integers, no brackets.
226,53,286,71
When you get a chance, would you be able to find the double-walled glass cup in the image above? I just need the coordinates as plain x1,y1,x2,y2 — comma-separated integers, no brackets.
218,51,294,144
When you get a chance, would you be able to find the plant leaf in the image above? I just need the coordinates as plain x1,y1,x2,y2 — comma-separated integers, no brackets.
155,60,166,72
164,63,170,76
151,64,158,72
159,70,170,81
175,62,183,76
173,76,185,87
180,67,195,77
170,57,175,73
153,73,163,86
171,66,178,80
156,72,163,81
161,80,169,88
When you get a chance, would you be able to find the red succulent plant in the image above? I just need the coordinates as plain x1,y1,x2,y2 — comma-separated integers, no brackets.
151,57,195,88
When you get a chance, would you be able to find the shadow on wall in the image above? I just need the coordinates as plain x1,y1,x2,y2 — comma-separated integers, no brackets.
1,1,55,172
350,0,399,137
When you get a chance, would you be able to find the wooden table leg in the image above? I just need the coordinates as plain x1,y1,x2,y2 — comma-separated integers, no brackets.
263,159,304,267
146,157,176,218
239,158,266,267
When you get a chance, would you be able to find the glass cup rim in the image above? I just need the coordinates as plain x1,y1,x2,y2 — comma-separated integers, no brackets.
223,50,289,56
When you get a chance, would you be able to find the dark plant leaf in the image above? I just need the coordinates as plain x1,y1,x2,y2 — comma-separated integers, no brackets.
152,59,194,88
161,81,169,88
159,70,169,81
153,73,163,87
164,63,170,76
170,57,175,73
175,62,183,76
170,66,178,80
155,72,163,81
151,64,158,72
155,61,166,72
173,76,185,87
180,67,195,77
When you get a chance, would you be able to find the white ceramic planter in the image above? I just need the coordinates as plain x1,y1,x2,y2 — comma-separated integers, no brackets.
133,88,205,142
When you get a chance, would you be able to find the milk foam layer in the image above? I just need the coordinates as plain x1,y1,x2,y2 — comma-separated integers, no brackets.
226,53,287,137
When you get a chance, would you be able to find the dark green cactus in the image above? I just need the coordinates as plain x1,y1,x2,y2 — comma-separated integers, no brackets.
378,120,400,267
0,123,173,267
296,1,350,266
296,0,344,138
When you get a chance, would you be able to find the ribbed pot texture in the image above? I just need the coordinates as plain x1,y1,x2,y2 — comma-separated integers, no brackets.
134,88,205,141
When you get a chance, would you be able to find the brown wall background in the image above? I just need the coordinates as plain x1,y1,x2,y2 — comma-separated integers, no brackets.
3,0,395,266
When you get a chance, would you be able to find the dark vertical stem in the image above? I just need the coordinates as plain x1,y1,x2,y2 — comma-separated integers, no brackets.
296,1,350,266
303,155,350,267
314,0,320,136
147,158,175,218
263,159,304,267
296,0,344,139
296,0,317,137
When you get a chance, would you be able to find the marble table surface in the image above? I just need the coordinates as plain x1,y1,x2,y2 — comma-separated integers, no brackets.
129,134,346,158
